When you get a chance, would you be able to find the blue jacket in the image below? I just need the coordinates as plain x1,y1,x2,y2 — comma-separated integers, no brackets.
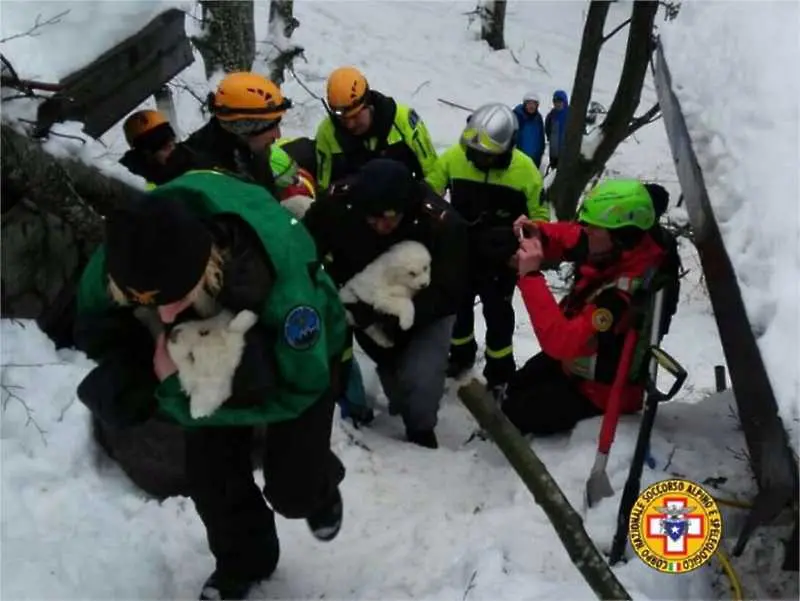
545,89,570,160
513,104,545,167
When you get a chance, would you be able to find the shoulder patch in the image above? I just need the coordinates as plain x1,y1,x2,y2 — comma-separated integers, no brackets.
591,307,614,333
283,305,321,350
408,109,421,129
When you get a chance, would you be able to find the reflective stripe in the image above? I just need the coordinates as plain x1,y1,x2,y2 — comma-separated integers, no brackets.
451,332,475,346
562,275,643,381
485,345,513,359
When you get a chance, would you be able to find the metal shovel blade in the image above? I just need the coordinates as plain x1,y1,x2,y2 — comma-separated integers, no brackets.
585,452,614,509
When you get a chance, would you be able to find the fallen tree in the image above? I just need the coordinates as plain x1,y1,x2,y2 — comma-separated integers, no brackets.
1,123,138,345
458,379,631,601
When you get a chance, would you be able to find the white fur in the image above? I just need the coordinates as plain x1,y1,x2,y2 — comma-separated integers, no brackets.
339,240,432,348
166,309,259,419
280,194,315,219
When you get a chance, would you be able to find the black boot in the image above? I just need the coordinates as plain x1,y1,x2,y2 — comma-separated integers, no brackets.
306,487,343,542
199,570,261,600
406,428,439,449
446,357,475,379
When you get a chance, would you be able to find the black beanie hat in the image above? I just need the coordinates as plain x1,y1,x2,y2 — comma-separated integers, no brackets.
105,195,213,306
349,158,419,217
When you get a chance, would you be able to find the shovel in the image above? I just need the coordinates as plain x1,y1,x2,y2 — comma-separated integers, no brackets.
609,342,687,564
584,326,640,509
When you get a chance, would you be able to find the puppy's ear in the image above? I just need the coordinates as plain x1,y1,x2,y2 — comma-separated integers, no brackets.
228,310,259,333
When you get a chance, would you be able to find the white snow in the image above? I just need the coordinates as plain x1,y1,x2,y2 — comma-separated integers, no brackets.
661,1,800,454
1,1,797,600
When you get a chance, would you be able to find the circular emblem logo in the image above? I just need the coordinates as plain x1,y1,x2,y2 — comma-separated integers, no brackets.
629,478,722,573
591,308,614,332
283,305,321,351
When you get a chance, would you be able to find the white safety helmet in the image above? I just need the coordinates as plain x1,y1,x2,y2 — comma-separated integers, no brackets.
523,91,540,103
461,103,518,156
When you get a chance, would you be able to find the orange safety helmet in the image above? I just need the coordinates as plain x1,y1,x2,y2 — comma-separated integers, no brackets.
123,110,169,146
209,72,293,122
326,66,369,118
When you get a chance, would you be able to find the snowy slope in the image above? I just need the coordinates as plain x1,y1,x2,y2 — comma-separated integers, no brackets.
661,1,800,454
1,1,794,600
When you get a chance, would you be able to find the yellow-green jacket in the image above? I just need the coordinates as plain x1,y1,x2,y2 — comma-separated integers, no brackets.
314,90,438,190
426,143,549,225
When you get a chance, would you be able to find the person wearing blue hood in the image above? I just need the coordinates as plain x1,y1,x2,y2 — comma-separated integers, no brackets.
513,92,545,168
544,89,569,170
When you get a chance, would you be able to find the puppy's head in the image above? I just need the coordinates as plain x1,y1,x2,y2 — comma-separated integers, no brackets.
387,241,431,291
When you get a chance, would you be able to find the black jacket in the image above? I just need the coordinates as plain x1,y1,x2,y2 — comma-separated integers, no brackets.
74,214,280,429
302,180,468,361
161,119,278,194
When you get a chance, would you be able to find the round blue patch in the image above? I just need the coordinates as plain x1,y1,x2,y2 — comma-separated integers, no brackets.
283,305,321,350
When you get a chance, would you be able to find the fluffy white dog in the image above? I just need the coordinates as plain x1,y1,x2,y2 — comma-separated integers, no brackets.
339,240,432,348
166,309,259,419
280,194,315,219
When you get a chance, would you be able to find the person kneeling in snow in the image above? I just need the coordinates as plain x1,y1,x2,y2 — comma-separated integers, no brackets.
502,180,679,436
303,158,469,449
72,171,348,600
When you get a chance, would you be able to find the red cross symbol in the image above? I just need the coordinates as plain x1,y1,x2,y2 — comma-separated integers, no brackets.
646,496,705,556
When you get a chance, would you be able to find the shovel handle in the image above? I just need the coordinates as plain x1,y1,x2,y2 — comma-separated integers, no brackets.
597,328,640,454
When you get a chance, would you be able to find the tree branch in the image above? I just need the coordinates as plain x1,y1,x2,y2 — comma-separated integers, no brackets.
0,9,70,44
627,102,661,136
602,17,631,44
458,380,632,601
1,380,47,445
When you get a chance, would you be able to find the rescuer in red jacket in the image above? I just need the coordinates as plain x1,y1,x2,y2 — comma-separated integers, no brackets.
502,179,670,436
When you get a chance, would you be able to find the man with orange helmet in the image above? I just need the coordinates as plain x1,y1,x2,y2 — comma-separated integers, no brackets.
314,66,438,190
167,72,294,196
119,109,178,187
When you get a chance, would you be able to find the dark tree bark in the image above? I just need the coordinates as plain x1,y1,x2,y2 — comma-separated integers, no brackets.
1,123,139,343
481,0,507,51
458,380,632,601
266,0,303,85
550,1,659,221
195,0,256,79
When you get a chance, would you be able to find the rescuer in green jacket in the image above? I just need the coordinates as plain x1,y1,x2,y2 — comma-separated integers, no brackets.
73,170,347,600
314,65,438,190
426,102,548,398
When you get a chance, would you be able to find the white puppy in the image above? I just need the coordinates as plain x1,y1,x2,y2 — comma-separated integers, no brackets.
280,194,315,219
166,309,259,419
339,240,432,348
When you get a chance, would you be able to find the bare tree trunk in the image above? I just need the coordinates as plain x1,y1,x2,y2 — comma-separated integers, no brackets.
195,0,256,79
549,0,610,220
550,0,659,221
480,0,507,51
458,380,632,601
267,0,304,85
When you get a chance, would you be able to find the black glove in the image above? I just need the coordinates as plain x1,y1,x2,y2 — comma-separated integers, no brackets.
225,323,279,409
77,353,158,430
373,312,401,339
344,301,381,329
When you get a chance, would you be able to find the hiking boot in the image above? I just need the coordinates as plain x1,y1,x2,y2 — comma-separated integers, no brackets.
199,570,259,600
307,488,343,542
406,428,439,449
446,357,475,379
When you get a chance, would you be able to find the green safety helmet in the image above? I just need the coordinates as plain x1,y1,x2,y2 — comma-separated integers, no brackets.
577,179,656,230
269,144,298,189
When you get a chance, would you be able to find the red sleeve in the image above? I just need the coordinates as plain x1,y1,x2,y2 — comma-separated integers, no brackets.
536,222,584,262
517,273,598,360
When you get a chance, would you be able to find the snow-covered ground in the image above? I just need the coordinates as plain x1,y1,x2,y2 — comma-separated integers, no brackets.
1,1,797,600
